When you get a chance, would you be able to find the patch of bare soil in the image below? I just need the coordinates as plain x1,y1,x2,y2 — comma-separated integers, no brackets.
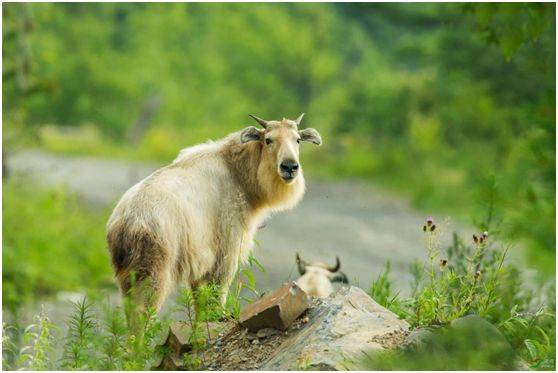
202,311,312,370
369,328,410,349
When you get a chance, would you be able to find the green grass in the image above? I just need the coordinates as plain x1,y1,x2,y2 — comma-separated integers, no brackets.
2,178,115,315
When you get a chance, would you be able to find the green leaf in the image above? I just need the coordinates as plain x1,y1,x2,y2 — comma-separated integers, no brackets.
524,339,538,360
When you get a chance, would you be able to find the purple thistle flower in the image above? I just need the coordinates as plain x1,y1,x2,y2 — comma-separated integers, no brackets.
426,216,434,226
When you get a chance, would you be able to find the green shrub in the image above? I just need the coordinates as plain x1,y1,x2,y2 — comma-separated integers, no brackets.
366,216,556,370
2,179,114,315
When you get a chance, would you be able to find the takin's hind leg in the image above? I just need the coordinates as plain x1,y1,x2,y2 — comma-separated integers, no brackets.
118,263,172,332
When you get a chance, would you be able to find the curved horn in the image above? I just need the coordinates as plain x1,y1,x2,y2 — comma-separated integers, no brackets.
294,113,305,126
249,114,268,129
296,253,306,275
328,256,341,272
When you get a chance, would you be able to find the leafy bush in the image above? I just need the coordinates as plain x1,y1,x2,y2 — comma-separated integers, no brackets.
366,216,556,370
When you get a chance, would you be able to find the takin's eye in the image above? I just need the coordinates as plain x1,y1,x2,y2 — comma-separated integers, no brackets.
265,138,273,145
296,138,301,144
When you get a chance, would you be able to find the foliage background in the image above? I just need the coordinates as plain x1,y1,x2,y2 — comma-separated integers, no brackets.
2,2,555,312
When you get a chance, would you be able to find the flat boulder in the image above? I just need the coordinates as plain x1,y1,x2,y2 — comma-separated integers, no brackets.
261,286,409,370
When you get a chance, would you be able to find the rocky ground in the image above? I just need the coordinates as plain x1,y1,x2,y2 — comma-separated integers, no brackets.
157,286,411,370
155,285,530,371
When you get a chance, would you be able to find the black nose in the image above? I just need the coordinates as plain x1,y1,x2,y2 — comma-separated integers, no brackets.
280,161,299,173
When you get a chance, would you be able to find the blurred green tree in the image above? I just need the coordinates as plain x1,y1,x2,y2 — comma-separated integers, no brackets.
2,3,555,271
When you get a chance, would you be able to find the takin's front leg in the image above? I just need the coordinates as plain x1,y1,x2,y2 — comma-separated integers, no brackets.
212,213,253,316
189,262,236,322
214,251,240,308
213,228,251,316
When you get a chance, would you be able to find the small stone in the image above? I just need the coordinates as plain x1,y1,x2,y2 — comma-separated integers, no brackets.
252,339,260,345
164,323,193,356
230,355,242,364
302,316,309,323
247,333,257,341
155,353,184,370
239,282,310,332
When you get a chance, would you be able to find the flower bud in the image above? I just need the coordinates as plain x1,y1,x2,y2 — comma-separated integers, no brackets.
426,216,434,226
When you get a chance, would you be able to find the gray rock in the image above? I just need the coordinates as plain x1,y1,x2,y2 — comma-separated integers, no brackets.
261,286,410,370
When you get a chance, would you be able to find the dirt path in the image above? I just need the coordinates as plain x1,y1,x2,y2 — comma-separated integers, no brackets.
8,149,484,296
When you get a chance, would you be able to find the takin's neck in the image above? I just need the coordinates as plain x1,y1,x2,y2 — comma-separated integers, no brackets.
220,137,305,214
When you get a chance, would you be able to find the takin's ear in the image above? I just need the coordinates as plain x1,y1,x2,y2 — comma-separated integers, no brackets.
240,126,264,143
331,271,349,284
298,128,322,146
